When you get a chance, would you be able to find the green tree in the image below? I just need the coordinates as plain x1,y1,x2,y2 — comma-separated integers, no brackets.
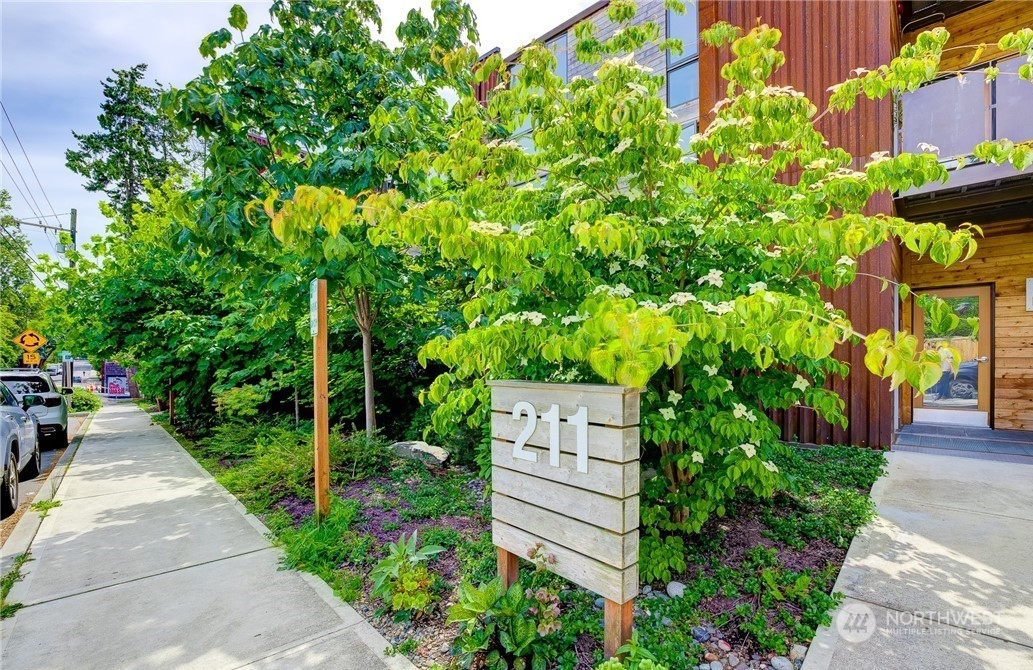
164,0,477,435
0,190,44,366
66,64,189,229
346,5,1032,579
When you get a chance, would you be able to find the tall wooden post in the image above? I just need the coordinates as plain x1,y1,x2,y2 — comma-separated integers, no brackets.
312,279,330,521
168,389,175,425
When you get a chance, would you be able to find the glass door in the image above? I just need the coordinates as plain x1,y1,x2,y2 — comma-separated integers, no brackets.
912,286,992,427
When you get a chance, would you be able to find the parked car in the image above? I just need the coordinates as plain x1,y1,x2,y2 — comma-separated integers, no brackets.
1,381,44,519
947,361,979,400
0,369,71,447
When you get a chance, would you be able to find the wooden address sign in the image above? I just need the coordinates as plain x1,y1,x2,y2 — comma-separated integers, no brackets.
489,380,641,658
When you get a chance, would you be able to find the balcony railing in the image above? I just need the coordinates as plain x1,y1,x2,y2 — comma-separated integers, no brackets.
897,56,1033,197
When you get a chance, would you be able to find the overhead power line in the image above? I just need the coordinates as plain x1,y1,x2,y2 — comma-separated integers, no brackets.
0,138,44,219
0,100,61,222
0,223,46,285
1,159,41,217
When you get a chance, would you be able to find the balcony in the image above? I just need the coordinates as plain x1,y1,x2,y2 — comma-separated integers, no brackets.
896,56,1033,213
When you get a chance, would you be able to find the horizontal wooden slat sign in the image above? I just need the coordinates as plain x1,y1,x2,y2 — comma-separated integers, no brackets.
489,380,641,659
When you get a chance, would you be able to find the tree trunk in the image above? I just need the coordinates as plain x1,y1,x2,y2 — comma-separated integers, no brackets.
354,288,377,437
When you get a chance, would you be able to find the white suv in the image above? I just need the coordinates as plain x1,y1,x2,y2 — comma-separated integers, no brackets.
0,370,70,447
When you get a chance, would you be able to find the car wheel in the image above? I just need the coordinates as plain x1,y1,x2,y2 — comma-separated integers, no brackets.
21,439,41,481
950,380,976,400
1,455,17,519
50,427,68,450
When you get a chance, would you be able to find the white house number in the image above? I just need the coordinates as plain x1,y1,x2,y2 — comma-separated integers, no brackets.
511,402,589,473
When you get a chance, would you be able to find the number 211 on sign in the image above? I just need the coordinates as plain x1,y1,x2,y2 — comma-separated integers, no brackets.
510,402,589,473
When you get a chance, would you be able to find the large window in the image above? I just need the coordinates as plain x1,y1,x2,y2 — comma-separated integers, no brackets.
666,5,699,108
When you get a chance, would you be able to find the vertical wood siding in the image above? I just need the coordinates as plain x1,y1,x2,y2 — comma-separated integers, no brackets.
699,0,899,447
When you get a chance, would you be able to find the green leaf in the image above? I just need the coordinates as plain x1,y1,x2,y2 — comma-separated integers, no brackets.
228,4,248,32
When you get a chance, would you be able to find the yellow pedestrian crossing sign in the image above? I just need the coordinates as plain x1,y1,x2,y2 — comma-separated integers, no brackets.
12,330,47,353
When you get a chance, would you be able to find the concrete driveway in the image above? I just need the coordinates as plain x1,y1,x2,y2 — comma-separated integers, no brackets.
805,451,1033,669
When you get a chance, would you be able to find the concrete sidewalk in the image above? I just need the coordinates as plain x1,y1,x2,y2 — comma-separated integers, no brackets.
805,450,1033,670
0,404,412,670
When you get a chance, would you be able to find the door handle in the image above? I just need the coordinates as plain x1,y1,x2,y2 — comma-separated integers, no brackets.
975,356,989,363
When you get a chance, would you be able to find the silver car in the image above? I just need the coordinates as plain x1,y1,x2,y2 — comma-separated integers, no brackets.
0,369,71,447
1,381,44,519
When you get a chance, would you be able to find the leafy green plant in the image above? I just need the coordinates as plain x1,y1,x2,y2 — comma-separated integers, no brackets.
29,499,62,519
370,531,445,615
276,497,364,602
214,385,268,422
67,387,102,413
448,578,554,670
596,632,670,670
335,430,393,481
0,552,31,619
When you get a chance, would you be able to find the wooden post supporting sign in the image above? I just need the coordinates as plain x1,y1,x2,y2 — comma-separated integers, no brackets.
489,381,641,660
311,278,330,521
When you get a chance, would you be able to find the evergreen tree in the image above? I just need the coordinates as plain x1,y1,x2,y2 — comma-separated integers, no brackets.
66,64,187,228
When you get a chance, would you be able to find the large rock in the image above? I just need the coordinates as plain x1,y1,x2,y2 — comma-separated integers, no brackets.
390,440,450,465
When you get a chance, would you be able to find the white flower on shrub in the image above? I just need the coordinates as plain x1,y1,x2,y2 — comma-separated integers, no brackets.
561,314,587,326
668,390,682,404
748,281,767,294
765,211,789,224
836,255,856,267
763,460,779,473
591,283,635,298
469,221,508,236
739,443,757,458
703,364,718,376
609,261,622,275
692,451,704,464
793,375,810,392
917,142,940,155
724,379,734,392
668,292,697,306
659,407,676,421
697,269,724,287
628,257,648,268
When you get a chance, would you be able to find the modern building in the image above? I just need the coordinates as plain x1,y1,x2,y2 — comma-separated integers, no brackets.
477,0,1033,457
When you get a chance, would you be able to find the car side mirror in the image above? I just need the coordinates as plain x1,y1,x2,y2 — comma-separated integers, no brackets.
62,387,74,395
23,394,45,409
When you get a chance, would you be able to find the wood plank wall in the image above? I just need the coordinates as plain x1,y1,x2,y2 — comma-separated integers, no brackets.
902,1,1033,71
903,225,1033,431
699,0,899,447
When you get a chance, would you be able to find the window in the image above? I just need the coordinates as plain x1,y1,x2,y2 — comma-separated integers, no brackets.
1,376,49,394
666,5,699,108
548,34,568,85
678,120,698,154
0,383,16,406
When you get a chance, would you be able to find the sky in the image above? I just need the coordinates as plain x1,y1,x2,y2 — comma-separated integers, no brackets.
0,0,597,266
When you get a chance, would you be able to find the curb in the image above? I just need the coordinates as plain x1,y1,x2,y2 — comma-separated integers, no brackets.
801,451,896,670
0,412,96,574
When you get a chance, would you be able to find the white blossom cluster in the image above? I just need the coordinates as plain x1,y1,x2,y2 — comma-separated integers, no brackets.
469,221,508,236
591,284,635,298
493,311,548,326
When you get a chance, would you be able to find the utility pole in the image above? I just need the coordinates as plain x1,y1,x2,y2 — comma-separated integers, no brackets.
69,208,77,268
13,210,77,266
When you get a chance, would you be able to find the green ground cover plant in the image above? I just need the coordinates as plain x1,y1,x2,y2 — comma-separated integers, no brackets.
0,552,31,619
